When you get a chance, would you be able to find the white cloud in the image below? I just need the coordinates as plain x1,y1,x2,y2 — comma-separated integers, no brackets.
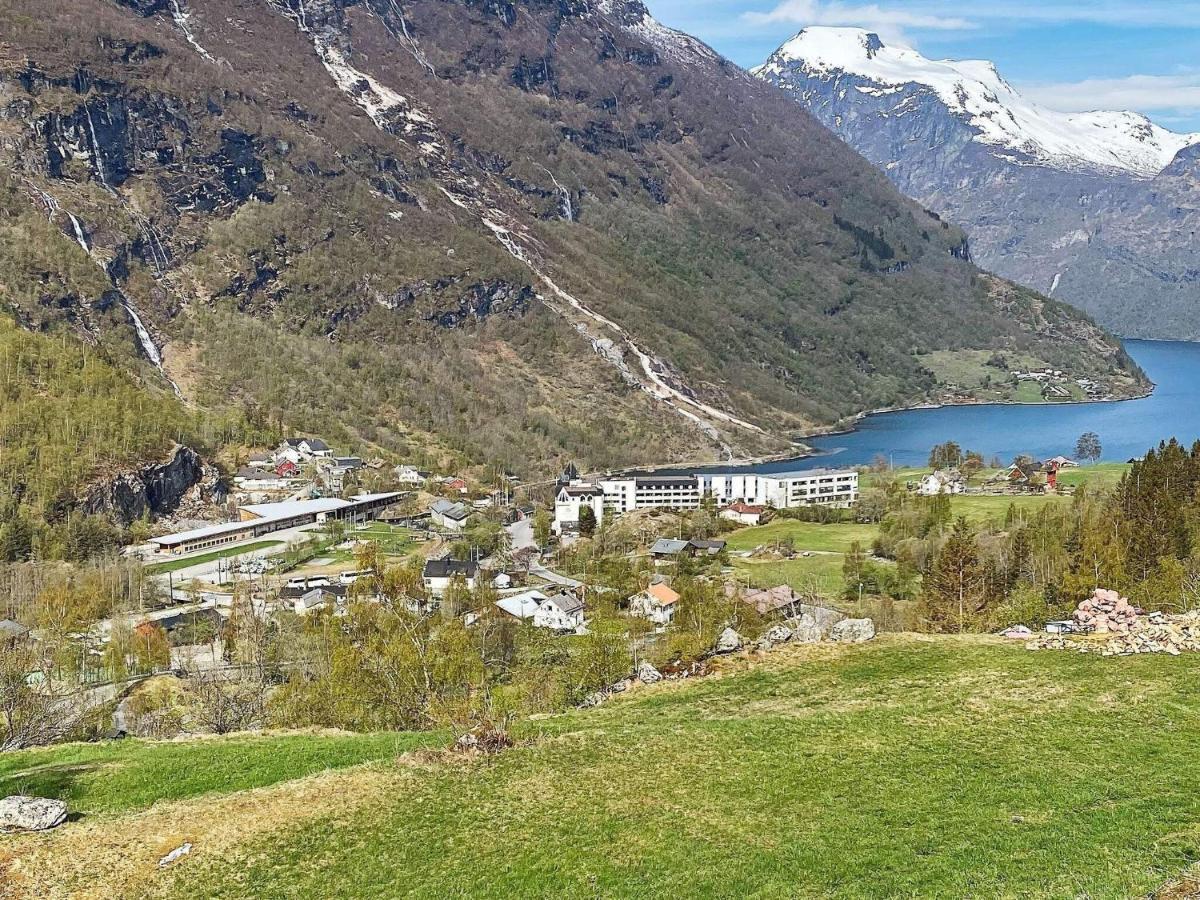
740,0,1200,35
742,0,972,39
1023,73,1200,120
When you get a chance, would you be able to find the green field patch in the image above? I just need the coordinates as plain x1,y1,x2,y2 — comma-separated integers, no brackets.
144,638,1200,899
724,520,878,554
0,731,442,817
144,540,286,575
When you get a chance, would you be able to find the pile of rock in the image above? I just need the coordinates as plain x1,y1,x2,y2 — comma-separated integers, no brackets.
1026,613,1200,656
1074,588,1139,633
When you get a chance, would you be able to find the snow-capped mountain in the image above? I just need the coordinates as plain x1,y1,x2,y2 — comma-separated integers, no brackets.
754,26,1200,340
755,27,1198,177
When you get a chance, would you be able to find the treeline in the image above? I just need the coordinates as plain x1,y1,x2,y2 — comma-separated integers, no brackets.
854,439,1200,631
0,316,273,562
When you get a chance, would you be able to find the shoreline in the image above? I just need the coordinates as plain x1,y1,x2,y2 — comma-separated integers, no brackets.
619,379,1156,476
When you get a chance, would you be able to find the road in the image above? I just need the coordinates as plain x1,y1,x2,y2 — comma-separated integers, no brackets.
506,517,535,551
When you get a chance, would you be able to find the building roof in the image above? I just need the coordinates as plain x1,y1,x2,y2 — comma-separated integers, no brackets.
301,438,331,451
742,584,801,615
689,539,726,552
430,499,470,521
423,558,479,579
561,484,601,497
241,497,348,519
236,467,283,480
334,457,363,467
763,467,858,480
248,452,272,462
650,538,691,556
644,582,680,607
725,501,766,514
545,592,585,616
152,493,402,547
495,590,548,620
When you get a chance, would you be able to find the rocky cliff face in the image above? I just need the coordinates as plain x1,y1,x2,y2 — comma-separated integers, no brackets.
0,0,1147,477
83,445,224,527
755,28,1200,340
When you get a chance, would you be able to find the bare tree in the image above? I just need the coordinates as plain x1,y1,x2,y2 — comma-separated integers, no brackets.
1,647,87,751
185,669,264,735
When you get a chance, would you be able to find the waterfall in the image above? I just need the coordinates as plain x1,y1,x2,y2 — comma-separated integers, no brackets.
121,298,182,397
83,105,110,190
122,300,162,368
67,212,89,255
170,0,217,63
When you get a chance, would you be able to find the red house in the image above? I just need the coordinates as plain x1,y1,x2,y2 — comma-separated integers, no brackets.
276,460,300,478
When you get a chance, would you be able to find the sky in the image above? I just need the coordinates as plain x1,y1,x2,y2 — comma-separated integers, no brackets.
643,0,1200,132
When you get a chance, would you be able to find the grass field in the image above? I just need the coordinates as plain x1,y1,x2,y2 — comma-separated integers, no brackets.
7,637,1200,898
731,554,848,595
144,540,285,575
724,520,877,553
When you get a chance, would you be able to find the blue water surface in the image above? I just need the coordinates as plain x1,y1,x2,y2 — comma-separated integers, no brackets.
748,340,1200,472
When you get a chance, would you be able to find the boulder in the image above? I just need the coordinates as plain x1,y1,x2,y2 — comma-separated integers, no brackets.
636,661,662,684
831,618,876,643
713,627,742,654
788,603,846,643
757,624,793,649
0,796,68,832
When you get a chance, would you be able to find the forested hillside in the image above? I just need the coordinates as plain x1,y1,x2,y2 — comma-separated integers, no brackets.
0,0,1145,529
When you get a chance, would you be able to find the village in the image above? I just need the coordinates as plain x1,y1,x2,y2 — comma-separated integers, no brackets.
0,427,1140,703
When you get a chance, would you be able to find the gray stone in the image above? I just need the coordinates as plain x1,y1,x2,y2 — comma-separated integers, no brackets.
714,627,742,654
757,623,793,649
831,618,876,643
0,796,68,832
636,661,662,684
787,603,847,643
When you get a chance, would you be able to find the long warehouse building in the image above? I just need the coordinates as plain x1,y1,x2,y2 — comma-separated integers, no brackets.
149,493,401,555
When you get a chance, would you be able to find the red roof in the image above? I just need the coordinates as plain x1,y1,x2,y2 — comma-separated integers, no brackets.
726,501,765,514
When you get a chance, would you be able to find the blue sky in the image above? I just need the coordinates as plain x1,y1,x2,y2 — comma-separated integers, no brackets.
644,1,1200,131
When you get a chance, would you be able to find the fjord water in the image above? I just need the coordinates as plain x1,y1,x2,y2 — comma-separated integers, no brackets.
755,340,1200,472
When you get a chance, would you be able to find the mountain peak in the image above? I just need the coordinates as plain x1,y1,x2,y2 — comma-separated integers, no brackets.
758,27,1199,177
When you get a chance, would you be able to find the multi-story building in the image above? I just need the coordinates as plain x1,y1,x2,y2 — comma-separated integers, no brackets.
550,463,858,537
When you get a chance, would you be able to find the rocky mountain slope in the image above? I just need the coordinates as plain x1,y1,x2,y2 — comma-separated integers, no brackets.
0,0,1144,496
755,27,1200,340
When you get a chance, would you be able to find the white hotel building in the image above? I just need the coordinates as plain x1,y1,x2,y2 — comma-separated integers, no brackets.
552,465,858,535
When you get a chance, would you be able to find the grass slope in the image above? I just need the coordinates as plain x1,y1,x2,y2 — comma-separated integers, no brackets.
6,637,1200,898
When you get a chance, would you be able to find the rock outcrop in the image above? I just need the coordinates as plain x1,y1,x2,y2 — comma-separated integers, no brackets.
0,796,68,832
788,604,846,643
83,445,221,526
831,618,876,643
713,627,743,654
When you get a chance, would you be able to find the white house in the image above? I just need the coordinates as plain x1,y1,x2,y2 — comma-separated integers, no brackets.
234,467,291,491
422,558,479,596
629,581,680,626
430,499,470,532
553,482,605,536
917,470,965,496
495,589,549,622
299,438,333,458
720,501,766,526
294,588,335,616
394,465,430,485
532,593,586,632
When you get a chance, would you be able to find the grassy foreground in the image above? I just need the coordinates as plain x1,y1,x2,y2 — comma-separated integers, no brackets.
6,636,1200,898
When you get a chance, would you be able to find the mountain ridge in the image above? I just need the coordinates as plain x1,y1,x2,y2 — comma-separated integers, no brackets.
755,25,1200,340
0,0,1146,538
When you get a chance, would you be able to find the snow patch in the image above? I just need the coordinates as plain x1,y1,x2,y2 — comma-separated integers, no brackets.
761,26,1200,177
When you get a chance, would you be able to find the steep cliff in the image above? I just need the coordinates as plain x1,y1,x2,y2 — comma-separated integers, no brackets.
82,445,224,527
